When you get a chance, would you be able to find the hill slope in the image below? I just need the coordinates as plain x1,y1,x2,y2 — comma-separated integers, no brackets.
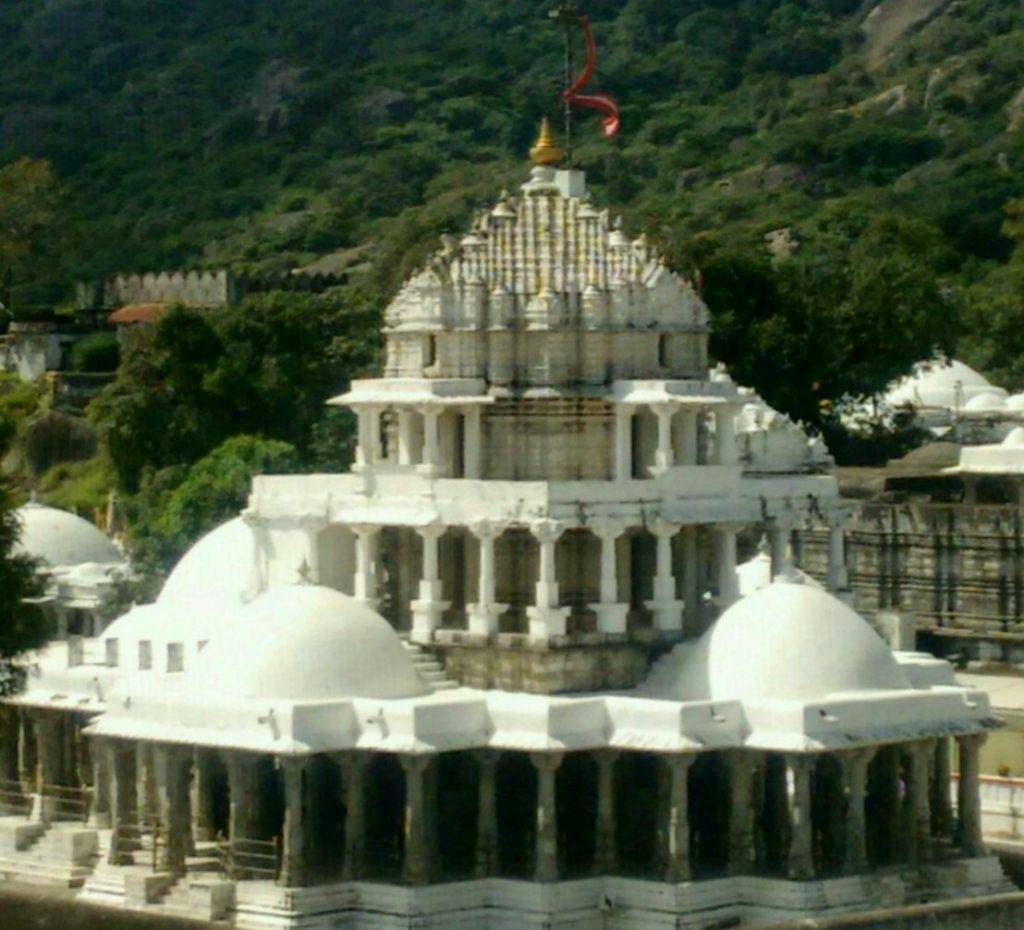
1,0,1021,297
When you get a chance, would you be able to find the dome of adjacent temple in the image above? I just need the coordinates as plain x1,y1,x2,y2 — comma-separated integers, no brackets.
14,499,122,568
643,574,911,703
885,358,1004,410
191,585,431,702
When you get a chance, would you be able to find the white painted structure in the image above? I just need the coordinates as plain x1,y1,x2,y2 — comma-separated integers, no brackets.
0,162,1012,927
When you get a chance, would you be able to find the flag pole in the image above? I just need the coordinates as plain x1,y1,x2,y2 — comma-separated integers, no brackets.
550,4,579,168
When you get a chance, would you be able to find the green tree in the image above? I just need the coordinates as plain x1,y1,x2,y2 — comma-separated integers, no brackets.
0,418,46,695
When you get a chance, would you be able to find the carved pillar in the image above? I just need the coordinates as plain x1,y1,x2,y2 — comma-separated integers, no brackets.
225,753,257,877
279,757,307,888
728,752,757,875
531,752,563,882
661,753,695,883
786,754,814,880
651,403,675,475
769,520,791,577
31,714,61,823
397,409,417,465
714,524,741,611
106,741,137,865
339,753,367,880
401,755,432,885
350,523,381,611
463,405,483,479
841,748,874,874
153,745,191,876
907,741,935,864
87,739,110,828
614,405,635,481
526,522,571,641
957,734,986,857
594,750,619,875
932,737,954,842
827,518,849,593
678,408,699,466
474,750,499,878
354,405,382,471
192,749,217,843
714,405,738,466
646,519,684,632
418,405,441,477
588,521,629,634
410,522,450,644
467,521,509,637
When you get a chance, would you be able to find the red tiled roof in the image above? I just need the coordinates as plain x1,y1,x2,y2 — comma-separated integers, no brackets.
108,302,168,325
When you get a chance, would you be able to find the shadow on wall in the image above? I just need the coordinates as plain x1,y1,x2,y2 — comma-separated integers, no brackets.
0,885,207,930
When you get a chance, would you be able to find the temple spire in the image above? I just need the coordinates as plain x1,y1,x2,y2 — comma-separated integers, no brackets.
529,118,564,167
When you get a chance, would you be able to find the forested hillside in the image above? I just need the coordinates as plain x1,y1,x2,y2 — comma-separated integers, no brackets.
2,0,1024,567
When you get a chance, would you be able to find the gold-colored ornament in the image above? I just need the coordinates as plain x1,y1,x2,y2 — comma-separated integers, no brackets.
529,117,564,166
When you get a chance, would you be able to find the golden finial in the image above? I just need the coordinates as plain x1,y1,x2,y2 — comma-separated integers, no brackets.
529,117,564,166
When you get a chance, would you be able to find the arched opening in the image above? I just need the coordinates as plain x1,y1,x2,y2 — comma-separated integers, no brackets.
690,752,729,877
658,334,669,369
812,754,846,876
365,754,405,882
614,753,660,878
306,755,347,884
496,752,536,878
379,527,417,632
556,753,598,878
436,752,478,880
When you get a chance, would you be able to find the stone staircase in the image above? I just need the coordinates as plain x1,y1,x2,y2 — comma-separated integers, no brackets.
0,818,99,887
400,639,459,690
148,847,235,923
636,641,691,695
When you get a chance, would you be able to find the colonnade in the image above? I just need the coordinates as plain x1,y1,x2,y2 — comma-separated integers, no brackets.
58,735,988,889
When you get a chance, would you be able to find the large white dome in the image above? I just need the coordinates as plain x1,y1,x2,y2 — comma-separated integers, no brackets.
14,500,122,568
159,516,255,610
644,576,910,703
884,358,1003,410
191,585,430,702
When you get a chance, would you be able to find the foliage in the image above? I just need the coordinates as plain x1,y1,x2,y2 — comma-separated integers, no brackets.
36,455,114,517
0,416,46,695
89,286,380,491
68,330,120,372
127,434,298,572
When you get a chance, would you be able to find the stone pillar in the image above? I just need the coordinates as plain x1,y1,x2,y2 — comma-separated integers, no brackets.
401,754,432,885
31,714,61,822
769,520,791,577
531,752,563,882
191,749,217,843
650,403,675,475
397,409,417,465
841,748,874,874
714,525,741,611
411,523,451,644
526,521,571,641
153,745,191,876
906,741,935,864
661,754,695,883
463,405,483,479
646,519,685,632
728,752,757,875
827,518,849,593
279,757,307,888
339,753,367,880
106,741,137,865
418,405,441,477
614,405,634,481
302,519,323,584
681,525,702,634
474,750,499,878
714,406,738,466
678,409,699,466
135,742,157,826
594,750,618,876
87,742,110,828
588,521,629,635
351,523,381,610
786,754,814,880
957,734,986,857
467,521,509,637
354,406,381,471
225,753,257,874
932,737,954,841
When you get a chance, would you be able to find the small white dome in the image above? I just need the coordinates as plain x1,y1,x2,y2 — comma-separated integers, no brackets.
885,358,1001,410
1004,427,1024,447
964,391,1007,412
14,500,122,568
1006,393,1024,411
191,586,430,702
644,577,910,703
159,517,255,611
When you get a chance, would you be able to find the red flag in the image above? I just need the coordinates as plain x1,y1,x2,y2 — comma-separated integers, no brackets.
562,15,620,137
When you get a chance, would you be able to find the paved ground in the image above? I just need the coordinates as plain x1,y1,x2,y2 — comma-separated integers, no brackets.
0,882,212,929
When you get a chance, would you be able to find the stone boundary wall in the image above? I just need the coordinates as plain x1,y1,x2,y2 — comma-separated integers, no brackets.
763,891,1024,929
797,502,1024,653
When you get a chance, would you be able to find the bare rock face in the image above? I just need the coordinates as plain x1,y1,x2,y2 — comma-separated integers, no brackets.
853,84,911,116
250,61,307,136
861,0,950,68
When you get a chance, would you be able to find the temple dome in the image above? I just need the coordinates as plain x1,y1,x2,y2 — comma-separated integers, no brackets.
159,516,255,611
14,500,122,568
1006,393,1024,411
643,576,910,703
191,585,430,702
884,358,1003,410
964,390,1007,412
